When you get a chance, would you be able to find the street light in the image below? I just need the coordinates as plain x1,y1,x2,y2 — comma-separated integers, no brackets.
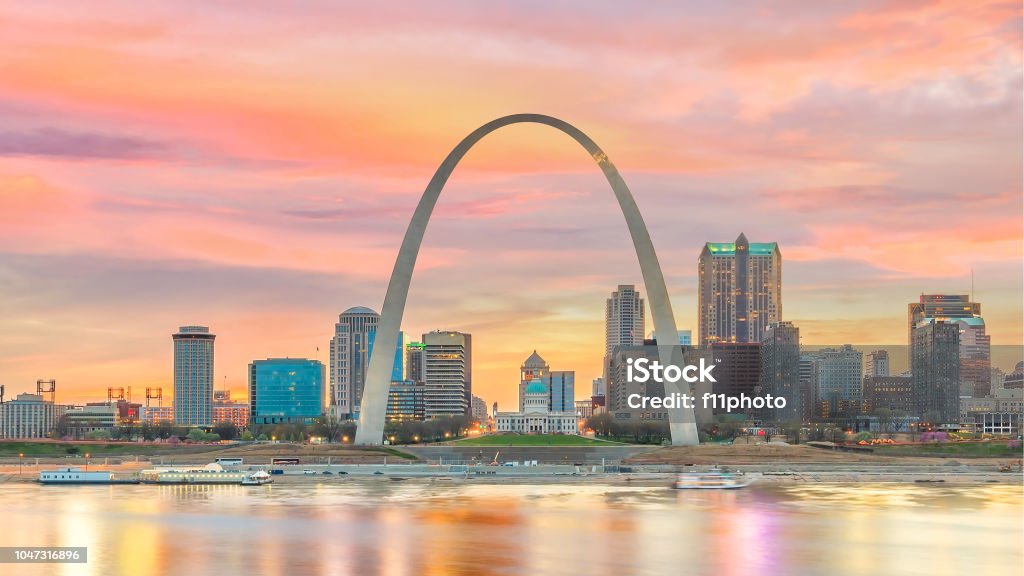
342,435,349,443
19,453,24,476
85,453,90,472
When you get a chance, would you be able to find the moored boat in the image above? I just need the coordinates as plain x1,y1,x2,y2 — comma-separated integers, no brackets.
38,467,140,484
140,463,246,485
672,470,753,490
241,470,273,485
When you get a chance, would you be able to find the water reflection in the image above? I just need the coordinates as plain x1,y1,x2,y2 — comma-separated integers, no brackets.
0,481,1019,576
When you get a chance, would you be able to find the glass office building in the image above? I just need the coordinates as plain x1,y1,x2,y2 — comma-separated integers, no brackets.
249,358,325,425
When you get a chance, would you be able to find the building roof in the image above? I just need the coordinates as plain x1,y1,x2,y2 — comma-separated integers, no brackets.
525,380,548,395
342,306,378,315
522,350,548,368
704,241,778,256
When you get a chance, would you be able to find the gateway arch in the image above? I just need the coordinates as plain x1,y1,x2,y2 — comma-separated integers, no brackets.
354,114,700,446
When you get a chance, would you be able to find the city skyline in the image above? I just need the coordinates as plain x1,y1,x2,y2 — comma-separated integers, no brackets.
0,2,1021,412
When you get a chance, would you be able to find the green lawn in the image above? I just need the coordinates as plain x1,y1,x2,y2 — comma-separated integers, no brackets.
0,441,166,457
873,441,1022,458
449,434,625,446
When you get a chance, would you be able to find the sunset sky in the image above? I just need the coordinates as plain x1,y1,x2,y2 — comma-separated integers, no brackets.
1,1,1021,409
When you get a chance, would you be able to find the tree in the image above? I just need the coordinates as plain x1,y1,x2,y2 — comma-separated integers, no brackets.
86,429,111,441
141,423,156,441
213,421,238,441
187,428,208,443
240,430,254,442
586,413,613,438
155,422,173,440
314,413,344,443
52,414,71,439
873,408,895,437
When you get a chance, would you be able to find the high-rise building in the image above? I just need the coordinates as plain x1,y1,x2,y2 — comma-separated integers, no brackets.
607,344,666,421
815,345,863,416
605,285,644,356
387,380,425,422
711,342,762,413
547,371,575,413
423,331,472,418
911,320,960,425
249,358,324,425
908,295,989,398
592,377,606,397
760,322,800,422
406,342,426,383
471,395,488,422
908,294,980,347
799,355,820,422
956,318,991,397
172,325,215,427
0,393,70,439
698,233,781,346
330,307,405,418
520,351,549,411
330,307,377,418
865,350,890,378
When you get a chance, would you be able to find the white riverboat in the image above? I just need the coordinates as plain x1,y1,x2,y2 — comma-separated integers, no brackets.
140,463,246,485
38,467,140,484
241,470,273,486
672,470,754,490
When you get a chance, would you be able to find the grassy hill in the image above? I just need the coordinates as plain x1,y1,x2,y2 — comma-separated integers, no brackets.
450,434,625,446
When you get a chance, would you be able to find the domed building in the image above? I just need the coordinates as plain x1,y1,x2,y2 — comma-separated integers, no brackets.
495,375,578,435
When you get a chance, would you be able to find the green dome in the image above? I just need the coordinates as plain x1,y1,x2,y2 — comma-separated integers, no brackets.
525,380,548,395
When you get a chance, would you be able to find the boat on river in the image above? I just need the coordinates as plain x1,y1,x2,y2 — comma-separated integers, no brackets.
672,470,754,490
241,470,273,485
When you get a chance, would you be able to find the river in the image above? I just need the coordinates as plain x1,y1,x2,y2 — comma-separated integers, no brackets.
1,479,1020,575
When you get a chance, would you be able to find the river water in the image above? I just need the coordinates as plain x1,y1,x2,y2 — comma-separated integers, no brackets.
0,479,1020,575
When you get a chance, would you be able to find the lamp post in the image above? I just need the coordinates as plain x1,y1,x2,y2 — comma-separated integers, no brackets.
19,453,24,476
85,453,90,472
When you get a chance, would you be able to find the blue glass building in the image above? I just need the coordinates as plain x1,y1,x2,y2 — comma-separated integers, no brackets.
249,358,324,425
368,330,405,382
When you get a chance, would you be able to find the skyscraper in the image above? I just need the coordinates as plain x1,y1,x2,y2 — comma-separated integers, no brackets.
422,331,472,418
907,295,988,397
698,233,782,346
865,350,890,378
330,307,379,419
912,320,961,425
605,285,644,356
249,358,324,425
330,308,404,418
406,341,426,383
710,342,762,415
172,325,215,427
604,285,645,387
815,345,863,416
547,370,575,413
907,294,980,347
760,322,801,422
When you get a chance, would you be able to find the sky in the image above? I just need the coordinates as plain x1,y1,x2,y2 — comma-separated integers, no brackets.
0,1,1021,409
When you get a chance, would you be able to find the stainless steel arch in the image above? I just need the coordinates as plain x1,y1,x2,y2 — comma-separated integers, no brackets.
354,114,699,446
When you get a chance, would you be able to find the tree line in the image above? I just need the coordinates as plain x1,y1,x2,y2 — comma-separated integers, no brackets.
50,413,478,444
